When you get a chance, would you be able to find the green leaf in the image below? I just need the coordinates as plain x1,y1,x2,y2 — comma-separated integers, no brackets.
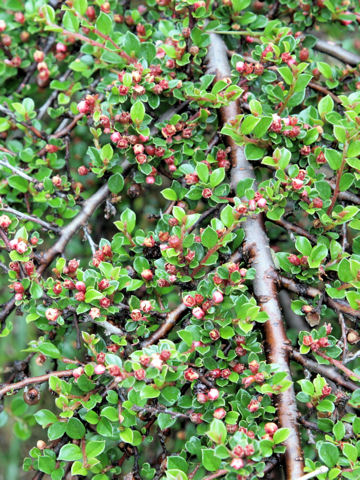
85,288,103,303
206,419,227,445
58,444,83,461
232,0,251,12
95,12,112,35
318,95,334,118
201,226,218,249
38,342,61,359
308,244,328,268
108,173,124,194
34,409,58,427
85,440,105,458
333,421,345,441
295,236,312,256
333,126,346,144
63,11,79,32
220,205,235,228
196,163,209,183
241,115,260,135
317,62,332,79
245,144,266,160
210,168,225,188
273,428,290,444
158,413,176,430
201,448,221,471
318,442,339,468
8,175,28,193
30,281,43,300
66,418,85,439
162,188,178,201
48,422,67,440
130,100,145,125
74,0,88,15
71,461,88,476
278,66,293,85
343,443,358,463
121,208,136,233
347,140,360,158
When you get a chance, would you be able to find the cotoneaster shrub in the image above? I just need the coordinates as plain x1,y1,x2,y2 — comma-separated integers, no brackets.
1,1,360,480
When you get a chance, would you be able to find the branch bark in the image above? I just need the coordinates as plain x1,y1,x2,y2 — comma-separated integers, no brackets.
207,33,304,479
315,39,360,65
289,349,357,391
279,274,360,319
0,369,75,398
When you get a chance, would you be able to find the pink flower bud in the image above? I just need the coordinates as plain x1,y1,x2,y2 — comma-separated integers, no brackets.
213,407,226,419
45,308,60,322
212,290,223,304
208,388,219,401
192,307,205,319
89,307,101,319
94,364,106,375
72,367,84,379
140,300,152,312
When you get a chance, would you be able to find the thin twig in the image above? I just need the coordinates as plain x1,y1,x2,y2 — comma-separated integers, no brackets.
0,369,75,398
279,274,360,319
0,206,60,232
289,348,357,391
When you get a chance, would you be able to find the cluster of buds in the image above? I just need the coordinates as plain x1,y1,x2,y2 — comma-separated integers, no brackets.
230,443,256,470
140,351,168,370
197,387,220,404
92,244,112,267
270,114,300,137
261,44,273,59
302,326,332,351
213,262,247,288
9,237,28,255
236,61,264,76
208,367,232,379
290,169,307,190
77,95,96,115
55,42,68,61
36,60,50,86
63,258,79,275
288,254,308,267
183,291,223,319
216,149,231,169
281,52,296,66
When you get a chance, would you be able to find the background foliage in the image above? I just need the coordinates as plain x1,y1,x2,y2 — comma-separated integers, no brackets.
1,0,360,479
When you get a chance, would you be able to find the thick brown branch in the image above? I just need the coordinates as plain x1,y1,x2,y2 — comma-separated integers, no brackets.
208,33,304,479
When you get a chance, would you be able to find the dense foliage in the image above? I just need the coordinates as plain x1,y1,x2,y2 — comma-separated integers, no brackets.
1,0,360,479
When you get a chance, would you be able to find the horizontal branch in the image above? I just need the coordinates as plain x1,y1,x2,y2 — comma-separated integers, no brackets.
289,349,357,391
0,206,60,232
272,218,317,243
315,38,360,65
279,274,360,319
0,369,75,398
